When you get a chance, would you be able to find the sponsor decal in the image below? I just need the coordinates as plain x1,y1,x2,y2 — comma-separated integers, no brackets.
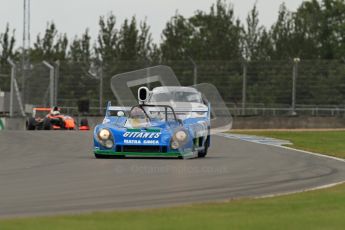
124,139,160,145
123,132,161,139
124,139,141,144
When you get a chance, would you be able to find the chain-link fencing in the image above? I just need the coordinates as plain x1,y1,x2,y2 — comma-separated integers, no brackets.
1,59,345,117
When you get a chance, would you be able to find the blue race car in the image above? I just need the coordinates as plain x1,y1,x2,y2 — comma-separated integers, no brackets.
93,87,210,159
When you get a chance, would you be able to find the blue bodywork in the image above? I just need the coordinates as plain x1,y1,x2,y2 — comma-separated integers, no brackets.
93,102,210,158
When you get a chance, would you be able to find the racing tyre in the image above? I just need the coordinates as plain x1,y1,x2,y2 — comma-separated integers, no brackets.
43,118,52,130
95,154,124,159
26,118,36,130
95,154,106,159
198,136,210,158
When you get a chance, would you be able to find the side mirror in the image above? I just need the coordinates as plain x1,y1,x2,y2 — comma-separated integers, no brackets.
117,111,125,117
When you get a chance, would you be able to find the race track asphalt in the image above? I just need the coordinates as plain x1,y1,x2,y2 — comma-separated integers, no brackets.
0,131,344,217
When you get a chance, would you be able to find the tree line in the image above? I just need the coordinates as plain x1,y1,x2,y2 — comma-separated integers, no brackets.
1,0,345,64
1,0,345,108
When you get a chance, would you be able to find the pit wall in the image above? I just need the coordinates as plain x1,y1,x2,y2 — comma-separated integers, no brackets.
1,116,345,130
0,118,4,130
1,117,103,131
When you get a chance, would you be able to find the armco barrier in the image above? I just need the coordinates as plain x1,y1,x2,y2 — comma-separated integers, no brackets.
2,117,26,130
232,116,345,129
1,116,345,130
0,117,103,131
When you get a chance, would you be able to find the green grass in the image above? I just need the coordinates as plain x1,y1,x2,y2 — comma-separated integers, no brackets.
1,131,345,230
231,130,345,159
1,183,345,230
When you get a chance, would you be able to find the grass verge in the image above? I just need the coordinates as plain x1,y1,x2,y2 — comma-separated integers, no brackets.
230,130,345,159
1,183,345,230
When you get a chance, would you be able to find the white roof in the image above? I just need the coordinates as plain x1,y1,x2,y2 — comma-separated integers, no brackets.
152,86,198,94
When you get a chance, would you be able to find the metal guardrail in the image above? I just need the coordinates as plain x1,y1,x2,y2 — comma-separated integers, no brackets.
229,107,345,117
58,106,345,117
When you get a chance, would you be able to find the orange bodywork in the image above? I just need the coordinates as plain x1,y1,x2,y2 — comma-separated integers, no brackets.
79,126,90,131
36,108,76,130
64,117,76,129
33,108,51,112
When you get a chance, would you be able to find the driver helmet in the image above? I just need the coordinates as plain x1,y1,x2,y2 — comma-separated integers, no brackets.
51,106,60,116
130,107,146,119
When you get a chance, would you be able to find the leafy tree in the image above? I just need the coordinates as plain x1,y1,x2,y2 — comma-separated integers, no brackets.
0,24,16,91
95,13,119,65
0,24,16,64
189,0,242,60
60,29,97,103
30,22,68,62
242,4,274,61
269,0,345,59
160,14,193,60
269,4,297,59
137,20,154,61
117,17,153,61
69,29,91,64
118,17,138,60
319,0,345,59
161,0,243,61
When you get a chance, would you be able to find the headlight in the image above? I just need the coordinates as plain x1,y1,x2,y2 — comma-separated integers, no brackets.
171,141,180,149
99,129,110,140
174,130,187,142
104,140,114,148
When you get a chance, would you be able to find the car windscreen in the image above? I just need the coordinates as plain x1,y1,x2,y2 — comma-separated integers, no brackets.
125,106,176,128
151,92,202,103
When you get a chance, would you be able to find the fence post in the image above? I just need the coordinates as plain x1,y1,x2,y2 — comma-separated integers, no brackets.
8,58,26,117
54,60,60,106
292,58,300,116
87,63,103,114
99,66,103,115
188,56,197,85
8,59,15,117
242,61,247,116
42,61,55,107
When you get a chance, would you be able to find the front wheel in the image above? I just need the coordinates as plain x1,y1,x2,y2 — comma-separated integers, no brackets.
26,118,36,130
198,136,210,158
95,153,106,159
94,154,125,159
43,118,52,130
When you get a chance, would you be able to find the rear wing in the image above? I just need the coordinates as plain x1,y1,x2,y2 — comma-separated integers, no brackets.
33,108,51,111
32,107,51,117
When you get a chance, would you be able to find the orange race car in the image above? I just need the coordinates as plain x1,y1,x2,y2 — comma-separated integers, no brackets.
26,107,89,130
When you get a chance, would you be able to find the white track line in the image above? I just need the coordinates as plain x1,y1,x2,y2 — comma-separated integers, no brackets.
218,133,345,163
217,133,345,196
255,181,345,199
